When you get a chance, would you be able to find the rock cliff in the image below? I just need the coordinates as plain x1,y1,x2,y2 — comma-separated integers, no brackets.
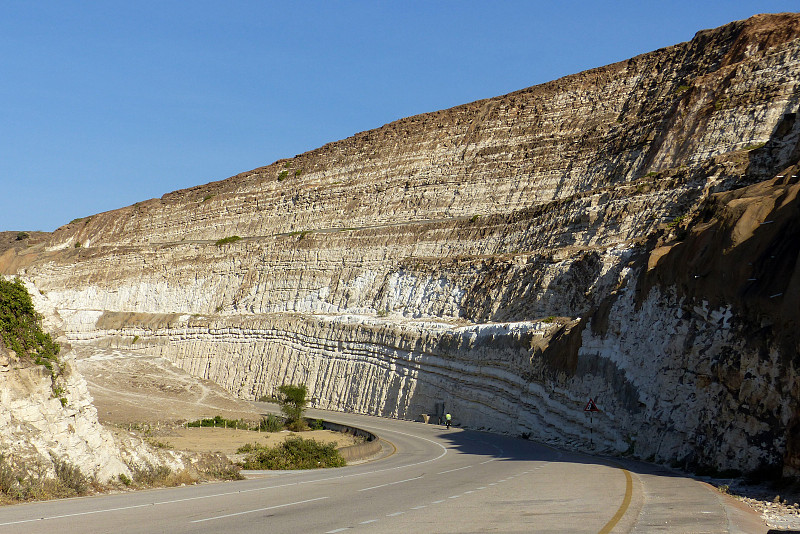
0,344,184,484
3,13,800,477
0,277,185,486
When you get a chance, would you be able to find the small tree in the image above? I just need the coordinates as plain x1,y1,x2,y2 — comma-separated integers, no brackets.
278,383,308,431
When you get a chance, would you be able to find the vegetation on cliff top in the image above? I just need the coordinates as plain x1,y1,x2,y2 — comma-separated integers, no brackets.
0,278,60,364
0,277,65,405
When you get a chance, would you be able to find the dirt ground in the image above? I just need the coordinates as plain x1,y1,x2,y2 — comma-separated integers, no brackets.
149,427,359,456
71,346,357,455
73,347,263,425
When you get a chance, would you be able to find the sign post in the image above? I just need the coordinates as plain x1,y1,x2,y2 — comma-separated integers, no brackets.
584,398,600,446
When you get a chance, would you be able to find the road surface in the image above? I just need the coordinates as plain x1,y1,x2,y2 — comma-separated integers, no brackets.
0,407,764,533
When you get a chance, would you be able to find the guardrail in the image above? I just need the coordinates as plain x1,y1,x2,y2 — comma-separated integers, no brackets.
320,420,382,462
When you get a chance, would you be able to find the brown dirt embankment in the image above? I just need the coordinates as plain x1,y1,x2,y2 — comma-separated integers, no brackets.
73,347,362,456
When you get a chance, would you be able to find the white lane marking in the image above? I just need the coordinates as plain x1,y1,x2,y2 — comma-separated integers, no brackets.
2,420,541,528
360,519,379,524
191,496,329,523
431,499,445,504
448,495,460,499
437,465,473,475
326,529,350,533
411,505,427,510
476,486,486,490
464,490,474,494
0,481,315,527
8,425,450,527
387,511,405,517
358,476,423,492
0,502,155,527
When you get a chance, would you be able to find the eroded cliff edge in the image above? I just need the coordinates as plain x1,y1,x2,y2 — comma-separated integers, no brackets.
3,13,800,477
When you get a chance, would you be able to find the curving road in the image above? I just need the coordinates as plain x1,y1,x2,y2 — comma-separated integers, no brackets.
0,407,764,533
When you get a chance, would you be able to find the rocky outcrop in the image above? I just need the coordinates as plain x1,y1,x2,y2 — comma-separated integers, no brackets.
0,345,185,483
3,14,800,477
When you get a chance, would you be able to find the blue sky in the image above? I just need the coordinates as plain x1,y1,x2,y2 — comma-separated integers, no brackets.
2,1,798,232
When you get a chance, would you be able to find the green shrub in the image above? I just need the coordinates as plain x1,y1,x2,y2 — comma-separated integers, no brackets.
743,142,767,151
187,415,249,429
287,230,310,239
278,170,289,181
215,235,241,246
0,278,60,365
202,194,215,202
309,418,325,431
0,455,15,495
131,463,172,486
52,456,88,495
239,437,346,470
278,384,308,431
15,232,29,241
667,214,687,228
237,443,255,454
201,459,243,481
260,414,284,432
118,473,132,486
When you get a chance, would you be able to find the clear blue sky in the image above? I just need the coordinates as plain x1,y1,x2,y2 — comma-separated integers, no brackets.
2,1,797,232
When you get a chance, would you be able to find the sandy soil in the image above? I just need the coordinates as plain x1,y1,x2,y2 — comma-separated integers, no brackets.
150,427,358,456
73,346,264,425
71,346,356,455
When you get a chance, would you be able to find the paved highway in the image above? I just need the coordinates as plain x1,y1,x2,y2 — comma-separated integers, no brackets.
0,407,764,533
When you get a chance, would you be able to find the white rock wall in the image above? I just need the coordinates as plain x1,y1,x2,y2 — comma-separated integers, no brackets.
0,349,184,482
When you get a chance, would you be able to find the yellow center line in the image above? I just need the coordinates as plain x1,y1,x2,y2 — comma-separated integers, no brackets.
598,467,633,534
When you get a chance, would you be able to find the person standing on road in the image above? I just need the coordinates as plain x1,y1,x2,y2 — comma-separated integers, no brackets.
445,412,451,429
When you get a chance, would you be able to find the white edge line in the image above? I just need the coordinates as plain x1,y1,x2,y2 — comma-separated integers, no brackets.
358,476,423,492
1,424,449,527
190,496,328,523
0,502,154,526
437,465,473,475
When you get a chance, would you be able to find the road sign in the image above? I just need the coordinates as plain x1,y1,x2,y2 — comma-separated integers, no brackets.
584,398,600,412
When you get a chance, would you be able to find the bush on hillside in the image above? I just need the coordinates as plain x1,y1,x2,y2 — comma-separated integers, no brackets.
0,278,60,364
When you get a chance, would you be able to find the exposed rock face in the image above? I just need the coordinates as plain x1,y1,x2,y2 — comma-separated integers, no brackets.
3,14,800,476
0,345,185,482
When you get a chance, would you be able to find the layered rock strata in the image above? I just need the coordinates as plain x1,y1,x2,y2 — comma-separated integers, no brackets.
3,13,800,476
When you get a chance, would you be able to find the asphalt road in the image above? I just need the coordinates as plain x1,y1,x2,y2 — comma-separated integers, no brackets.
0,407,765,533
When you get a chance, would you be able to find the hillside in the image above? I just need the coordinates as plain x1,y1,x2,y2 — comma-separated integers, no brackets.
2,13,799,478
